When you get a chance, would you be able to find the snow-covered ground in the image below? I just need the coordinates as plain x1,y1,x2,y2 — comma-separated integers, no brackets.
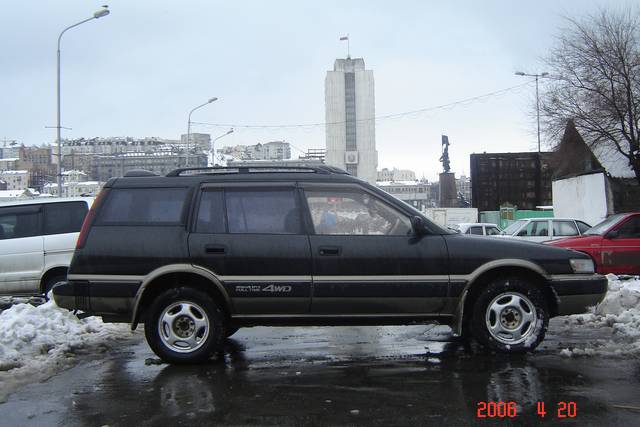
557,274,640,357
0,298,131,401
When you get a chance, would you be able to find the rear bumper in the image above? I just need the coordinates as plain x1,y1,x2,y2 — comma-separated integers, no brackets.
548,274,608,315
52,280,140,318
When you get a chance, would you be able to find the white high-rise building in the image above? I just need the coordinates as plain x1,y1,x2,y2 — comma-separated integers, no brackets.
325,57,377,183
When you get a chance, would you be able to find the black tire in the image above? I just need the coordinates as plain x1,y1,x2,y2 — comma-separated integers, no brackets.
43,274,67,299
225,326,240,338
144,287,226,364
470,277,549,353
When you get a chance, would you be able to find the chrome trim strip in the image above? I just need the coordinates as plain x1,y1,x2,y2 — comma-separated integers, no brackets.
68,274,144,282
312,275,450,282
549,274,605,281
221,275,312,281
232,313,455,319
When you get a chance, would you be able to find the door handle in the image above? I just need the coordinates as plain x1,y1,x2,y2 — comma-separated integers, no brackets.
205,244,226,255
318,246,341,256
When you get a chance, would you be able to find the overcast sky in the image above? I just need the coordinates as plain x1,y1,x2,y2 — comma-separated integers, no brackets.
1,0,628,181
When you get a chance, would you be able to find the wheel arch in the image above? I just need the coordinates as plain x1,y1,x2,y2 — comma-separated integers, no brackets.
131,264,232,330
40,266,69,294
453,262,558,336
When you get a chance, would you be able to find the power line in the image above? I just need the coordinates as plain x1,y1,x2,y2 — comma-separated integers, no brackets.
191,81,533,130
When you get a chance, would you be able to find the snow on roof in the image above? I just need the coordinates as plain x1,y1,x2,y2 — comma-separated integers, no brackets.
0,190,28,197
590,142,636,179
0,170,28,174
376,180,423,186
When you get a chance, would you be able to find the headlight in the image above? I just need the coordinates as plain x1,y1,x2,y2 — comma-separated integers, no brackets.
569,258,595,274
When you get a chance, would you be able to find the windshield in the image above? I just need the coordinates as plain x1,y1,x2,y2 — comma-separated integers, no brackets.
585,214,626,236
503,220,526,235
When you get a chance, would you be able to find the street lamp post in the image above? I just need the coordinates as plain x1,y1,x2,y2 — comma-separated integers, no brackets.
210,128,234,166
56,6,110,197
514,71,549,153
515,71,549,209
186,97,218,167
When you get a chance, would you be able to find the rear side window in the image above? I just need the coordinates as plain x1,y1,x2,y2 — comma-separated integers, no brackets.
98,188,189,225
577,221,591,234
468,226,483,235
0,206,41,239
225,189,301,234
486,226,501,236
44,202,88,235
196,190,225,233
553,220,579,237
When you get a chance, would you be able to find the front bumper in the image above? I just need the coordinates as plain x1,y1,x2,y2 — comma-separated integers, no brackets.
548,274,608,315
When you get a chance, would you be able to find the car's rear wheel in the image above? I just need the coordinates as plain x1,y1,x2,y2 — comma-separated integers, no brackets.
144,287,225,364
470,277,548,353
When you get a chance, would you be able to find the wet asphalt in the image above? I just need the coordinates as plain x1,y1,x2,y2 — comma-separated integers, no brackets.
1,321,639,426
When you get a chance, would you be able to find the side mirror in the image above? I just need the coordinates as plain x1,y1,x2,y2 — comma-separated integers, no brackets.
411,216,428,236
606,229,619,239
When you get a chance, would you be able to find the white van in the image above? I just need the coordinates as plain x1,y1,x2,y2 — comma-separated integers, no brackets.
0,197,93,297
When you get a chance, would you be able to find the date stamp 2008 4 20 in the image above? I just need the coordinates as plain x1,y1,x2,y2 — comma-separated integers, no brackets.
477,401,577,419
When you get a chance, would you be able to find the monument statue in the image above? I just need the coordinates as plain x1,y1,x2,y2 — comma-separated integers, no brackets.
440,135,451,173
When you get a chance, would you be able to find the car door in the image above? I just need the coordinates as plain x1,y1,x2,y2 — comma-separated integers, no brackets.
188,183,312,314
301,183,449,315
0,204,44,295
516,219,550,243
600,215,640,275
42,201,89,274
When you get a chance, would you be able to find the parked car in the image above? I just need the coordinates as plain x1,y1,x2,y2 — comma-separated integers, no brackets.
546,212,640,275
498,218,592,243
455,223,502,236
0,197,93,297
53,166,606,363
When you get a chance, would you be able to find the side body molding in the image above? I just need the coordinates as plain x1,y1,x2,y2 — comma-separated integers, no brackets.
130,263,230,329
450,259,550,336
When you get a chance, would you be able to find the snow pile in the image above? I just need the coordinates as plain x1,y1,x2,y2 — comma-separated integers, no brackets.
558,274,640,357
0,299,130,372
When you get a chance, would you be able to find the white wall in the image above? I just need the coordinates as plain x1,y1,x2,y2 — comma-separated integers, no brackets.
552,173,609,226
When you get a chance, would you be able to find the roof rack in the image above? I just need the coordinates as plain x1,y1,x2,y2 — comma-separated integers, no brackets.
124,169,159,177
166,165,350,177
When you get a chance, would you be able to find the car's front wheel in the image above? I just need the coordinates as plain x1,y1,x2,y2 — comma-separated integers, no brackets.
470,278,549,353
144,287,225,364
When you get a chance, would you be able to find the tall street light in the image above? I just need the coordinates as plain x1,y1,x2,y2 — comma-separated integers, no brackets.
56,6,110,197
186,97,218,167
210,128,234,166
515,71,549,209
515,71,549,153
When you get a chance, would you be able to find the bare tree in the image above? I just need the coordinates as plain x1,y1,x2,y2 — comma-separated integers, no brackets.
541,8,640,185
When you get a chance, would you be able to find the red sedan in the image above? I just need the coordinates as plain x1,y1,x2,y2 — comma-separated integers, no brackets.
546,212,640,275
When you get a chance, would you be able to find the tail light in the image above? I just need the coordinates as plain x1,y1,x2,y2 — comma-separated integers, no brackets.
76,189,108,249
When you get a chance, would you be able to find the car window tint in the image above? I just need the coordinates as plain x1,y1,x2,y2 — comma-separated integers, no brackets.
577,221,591,234
0,209,40,239
99,188,188,224
486,226,501,236
226,189,300,234
305,189,412,236
196,190,225,233
518,221,548,237
469,226,483,235
553,220,579,237
44,202,88,235
616,217,640,239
